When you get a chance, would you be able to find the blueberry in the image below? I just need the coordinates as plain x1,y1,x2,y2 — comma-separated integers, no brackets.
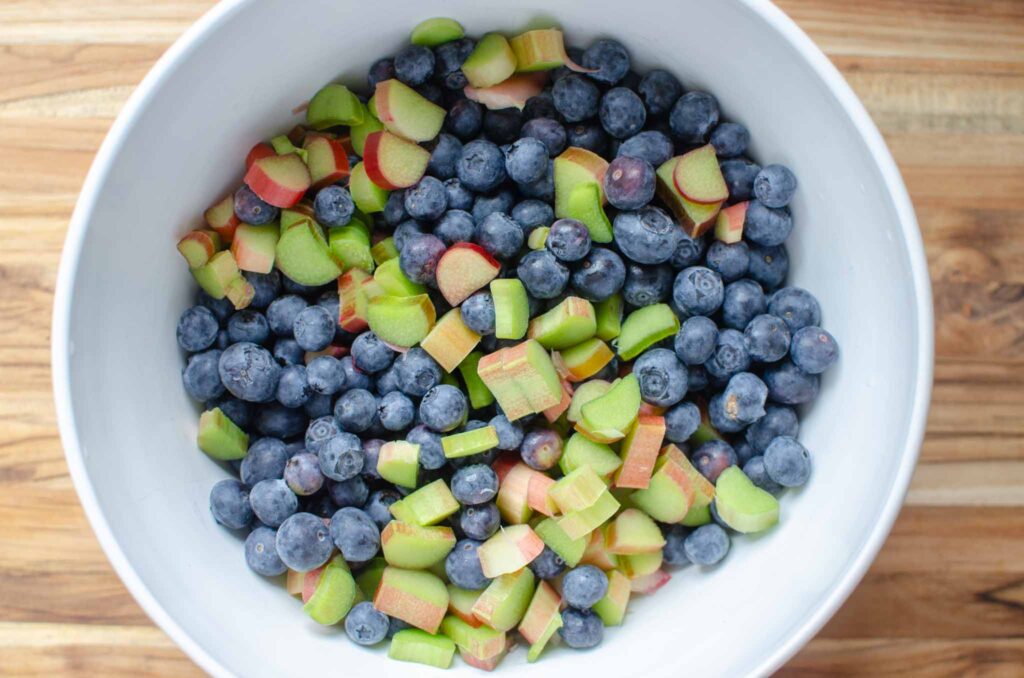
445,99,483,140
404,176,449,221
227,310,270,345
613,206,680,265
688,364,709,391
451,463,499,505
517,249,570,299
351,331,395,374
233,184,279,225
483,107,524,145
197,289,234,323
457,140,507,193
673,266,724,316
764,361,820,405
290,306,333,352
419,384,467,433
318,432,364,481
279,276,326,298
623,263,673,307
790,326,838,374
768,287,822,332
512,199,554,234
529,546,567,580
392,220,425,252
552,74,600,123
520,118,566,157
633,348,688,407
177,306,219,352
276,364,311,408
367,57,395,89
285,441,307,458
504,137,548,184
734,439,757,466
255,403,308,439
209,479,252,530
345,601,389,646
182,349,225,402
329,506,380,561
571,248,626,302
669,91,720,144
364,489,400,530
249,478,298,527
706,241,750,283
519,89,555,118
617,130,674,168
384,190,409,226
406,424,445,470
399,234,447,286
415,81,443,106
489,414,524,451
745,404,799,453
705,328,751,381
241,270,279,310
394,44,434,86
721,279,766,330
434,37,474,77
754,164,798,208
433,209,475,245
445,539,491,590
273,338,304,366
391,349,441,398
720,158,761,201
208,396,253,430
314,185,354,227
662,524,691,566
357,439,383,481
460,292,495,335
333,389,377,433
304,416,341,456
218,342,281,402
764,436,811,487
239,438,288,485
565,123,608,155
559,608,604,649
476,212,524,260
599,87,646,139
377,391,415,431
267,295,308,337
723,372,769,424
707,393,745,434
546,218,591,262
329,476,369,508
471,189,516,224
745,201,793,247
744,313,791,363
245,526,287,576
743,455,784,495
675,316,719,365
582,39,630,85
340,355,372,391
284,452,324,496
661,401,699,444
458,503,500,541
604,156,656,210
747,243,789,291
670,233,708,270
306,355,345,395
710,122,750,159
637,69,683,117
520,429,563,471
684,523,730,566
517,160,555,201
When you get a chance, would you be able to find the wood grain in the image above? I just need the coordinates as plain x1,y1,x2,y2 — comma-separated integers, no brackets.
0,0,1021,675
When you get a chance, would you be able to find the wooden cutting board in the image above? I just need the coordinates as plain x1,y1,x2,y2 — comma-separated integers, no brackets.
1,0,1021,674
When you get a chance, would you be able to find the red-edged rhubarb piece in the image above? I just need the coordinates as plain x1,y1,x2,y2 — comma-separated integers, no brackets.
244,153,311,208
464,73,548,111
363,131,430,190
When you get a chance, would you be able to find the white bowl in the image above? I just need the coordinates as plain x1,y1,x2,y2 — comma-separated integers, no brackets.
52,0,933,675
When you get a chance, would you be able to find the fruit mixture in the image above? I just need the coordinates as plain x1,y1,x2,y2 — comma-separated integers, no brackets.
178,17,839,669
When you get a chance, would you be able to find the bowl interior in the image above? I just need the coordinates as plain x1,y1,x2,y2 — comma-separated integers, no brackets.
56,0,929,676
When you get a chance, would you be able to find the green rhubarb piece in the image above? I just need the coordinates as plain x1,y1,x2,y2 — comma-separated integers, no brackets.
630,452,694,523
549,464,608,513
382,521,456,569
329,225,374,273
191,250,242,299
446,586,483,623
566,380,612,423
388,497,416,524
559,432,622,478
462,33,517,88
402,479,460,526
526,609,561,662
619,551,663,578
442,426,499,459
269,134,308,163
556,489,620,541
275,218,343,286
534,517,587,567
279,209,311,231
388,629,455,669
567,182,613,243
681,503,712,526
371,236,399,264
355,557,388,599
197,407,248,460
367,294,436,348
472,568,535,632
490,278,529,340
595,293,623,341
349,162,389,213
616,303,680,361
302,555,357,625
528,296,596,349
527,226,549,250
605,508,666,555
377,441,420,488
306,84,365,129
375,567,449,634
593,569,631,626
458,352,495,409
714,465,780,533
411,17,465,46
440,615,506,662
374,257,426,296
579,374,642,441
350,108,384,156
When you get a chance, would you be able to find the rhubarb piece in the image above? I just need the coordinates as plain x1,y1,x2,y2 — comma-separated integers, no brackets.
224,276,255,309
375,79,446,142
714,465,780,533
594,293,623,341
377,440,420,488
565,380,612,423
465,72,547,111
274,218,343,286
605,508,665,554
518,580,562,662
665,444,716,510
489,278,529,340
382,521,457,568
629,568,671,594
557,337,614,381
269,134,306,161
402,479,461,526
567,182,613,243
388,498,416,524
375,567,449,634
681,503,712,527
303,555,357,625
329,224,374,273
619,551,663,579
509,28,589,72
388,629,455,669
306,83,365,130
367,294,436,348
615,414,666,489
286,568,306,596
476,340,563,421
533,517,587,567
471,567,535,631
673,144,728,204
656,157,722,237
279,205,313,230
441,615,506,663
410,17,465,46
231,223,279,274
374,257,426,296
447,586,484,627
578,374,641,443
177,229,222,268
495,462,533,525
580,526,619,570
617,303,680,361
371,236,399,264
203,194,239,242
528,296,596,349
462,33,517,88
338,268,372,332
197,407,248,460
349,162,390,213
350,109,384,156
541,381,573,424
436,242,501,306
559,431,621,478
715,201,748,244
303,133,350,188
554,147,610,240
244,153,311,208
364,131,431,189
556,489,620,541
526,471,558,516
420,308,481,372
191,250,245,301
355,557,388,599
245,142,275,169
458,352,495,409
442,425,499,459
629,446,696,522
592,569,630,626
527,226,549,250
477,525,544,578
549,464,608,514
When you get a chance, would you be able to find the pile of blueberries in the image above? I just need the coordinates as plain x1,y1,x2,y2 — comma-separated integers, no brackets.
178,33,838,651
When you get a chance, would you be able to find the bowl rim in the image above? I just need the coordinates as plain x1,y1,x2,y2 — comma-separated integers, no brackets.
51,1,934,676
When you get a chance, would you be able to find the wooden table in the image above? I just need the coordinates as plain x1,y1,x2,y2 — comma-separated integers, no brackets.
1,1,1022,674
